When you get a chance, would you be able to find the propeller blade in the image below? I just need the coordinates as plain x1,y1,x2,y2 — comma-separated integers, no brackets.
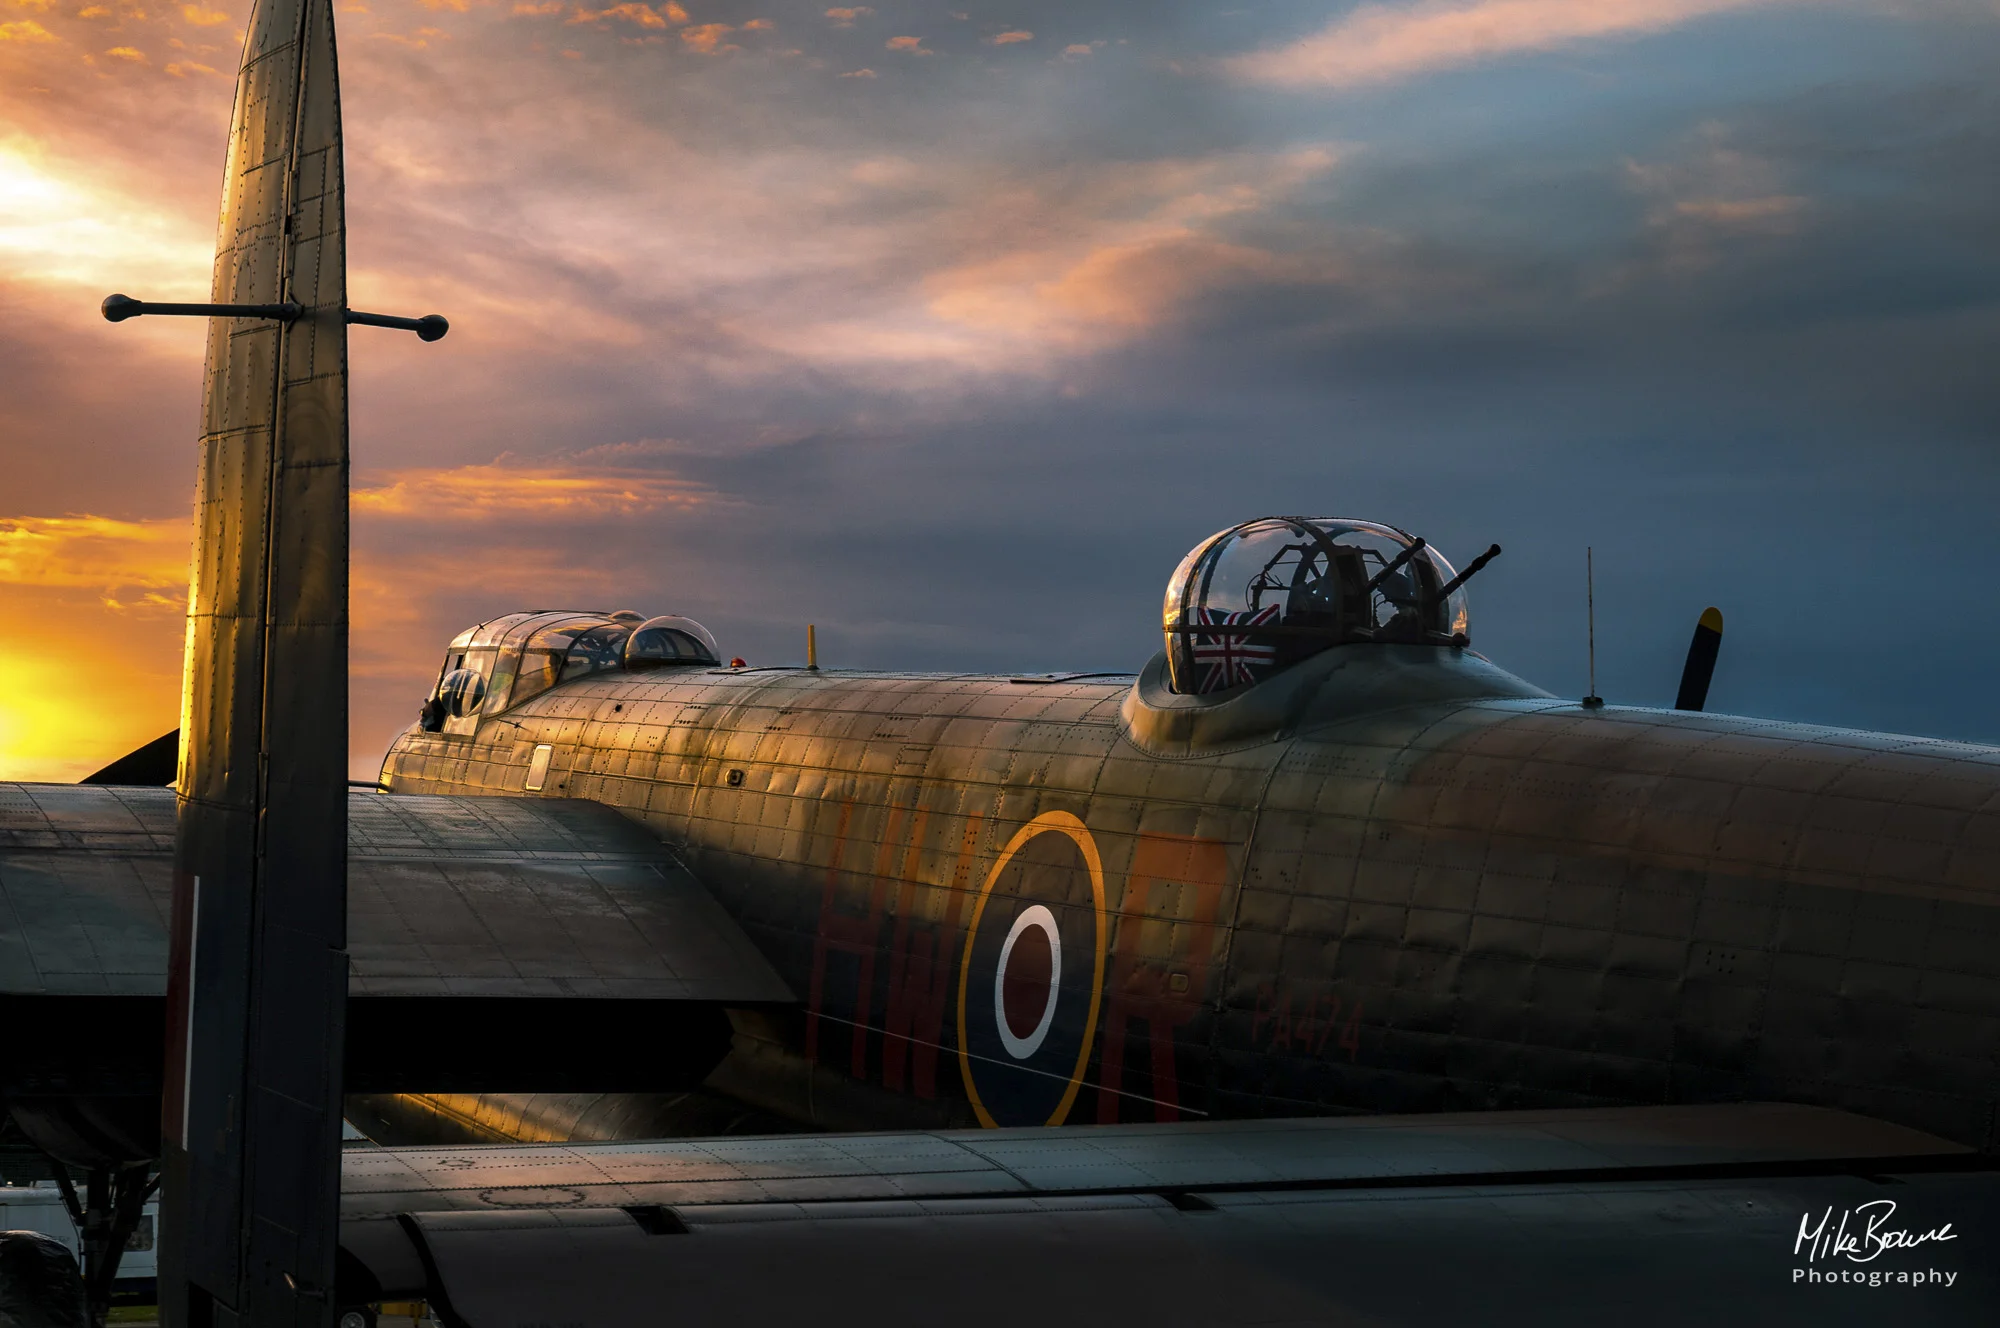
1674,608,1724,712
79,730,179,786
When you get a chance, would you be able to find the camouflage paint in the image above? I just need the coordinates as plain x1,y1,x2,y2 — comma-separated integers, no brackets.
383,641,2000,1149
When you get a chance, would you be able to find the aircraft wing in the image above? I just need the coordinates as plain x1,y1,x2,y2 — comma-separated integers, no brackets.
0,785,791,1104
336,1102,1996,1326
343,790,789,1003
0,783,788,1002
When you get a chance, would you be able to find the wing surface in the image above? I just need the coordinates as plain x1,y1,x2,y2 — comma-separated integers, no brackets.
0,784,789,1003
336,1103,1997,1327
1,784,789,1104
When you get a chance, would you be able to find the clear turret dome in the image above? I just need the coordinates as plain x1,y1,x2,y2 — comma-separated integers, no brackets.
1163,517,1473,695
624,615,721,670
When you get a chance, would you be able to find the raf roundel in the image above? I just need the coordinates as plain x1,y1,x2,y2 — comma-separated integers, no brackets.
956,812,1108,1128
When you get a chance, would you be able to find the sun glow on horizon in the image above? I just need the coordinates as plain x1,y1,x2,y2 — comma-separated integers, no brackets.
0,640,180,783
0,136,212,297
0,453,724,781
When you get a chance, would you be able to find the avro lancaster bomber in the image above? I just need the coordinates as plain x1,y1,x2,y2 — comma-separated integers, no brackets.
4,0,1996,1317
14,514,1998,1323
365,514,2000,1146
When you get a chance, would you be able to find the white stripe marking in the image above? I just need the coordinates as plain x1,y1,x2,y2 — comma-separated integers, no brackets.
181,874,199,1150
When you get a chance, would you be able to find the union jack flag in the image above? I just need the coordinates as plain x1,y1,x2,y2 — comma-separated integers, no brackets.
1189,604,1281,693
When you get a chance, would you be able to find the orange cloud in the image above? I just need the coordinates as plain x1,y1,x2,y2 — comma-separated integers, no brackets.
886,34,928,53
0,19,56,40
513,2,564,12
989,30,1031,45
164,59,216,75
418,0,470,10
839,66,874,77
0,515,189,603
1671,196,1804,224
569,2,666,27
105,44,147,61
914,147,1344,356
1611,127,1811,281
680,20,732,50
350,461,715,520
373,25,447,45
180,3,229,24
848,155,914,184
1230,0,1778,88
742,17,772,30
824,5,870,26
1031,237,1343,331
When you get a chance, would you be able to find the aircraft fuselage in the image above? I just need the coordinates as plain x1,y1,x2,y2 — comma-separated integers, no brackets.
380,644,2000,1148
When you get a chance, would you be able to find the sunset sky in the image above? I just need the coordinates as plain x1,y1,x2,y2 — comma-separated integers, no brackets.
3,0,1998,781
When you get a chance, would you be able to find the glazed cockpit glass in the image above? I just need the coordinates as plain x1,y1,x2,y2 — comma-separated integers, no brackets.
1163,517,1469,695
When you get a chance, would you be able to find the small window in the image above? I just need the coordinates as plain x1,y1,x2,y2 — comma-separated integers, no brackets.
486,612,588,714
427,647,497,736
438,668,486,718
525,744,554,792
511,619,606,708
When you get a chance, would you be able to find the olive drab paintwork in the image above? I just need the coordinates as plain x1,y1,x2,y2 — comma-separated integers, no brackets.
383,636,2000,1151
161,0,350,1321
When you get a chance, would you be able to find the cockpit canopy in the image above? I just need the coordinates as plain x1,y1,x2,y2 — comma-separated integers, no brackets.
420,608,719,734
1164,517,1471,695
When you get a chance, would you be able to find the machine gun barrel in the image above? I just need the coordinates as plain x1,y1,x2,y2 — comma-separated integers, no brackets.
1437,543,1502,599
1365,537,1427,596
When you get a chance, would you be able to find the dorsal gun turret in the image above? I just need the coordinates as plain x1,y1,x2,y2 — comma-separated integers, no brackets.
1162,517,1496,695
